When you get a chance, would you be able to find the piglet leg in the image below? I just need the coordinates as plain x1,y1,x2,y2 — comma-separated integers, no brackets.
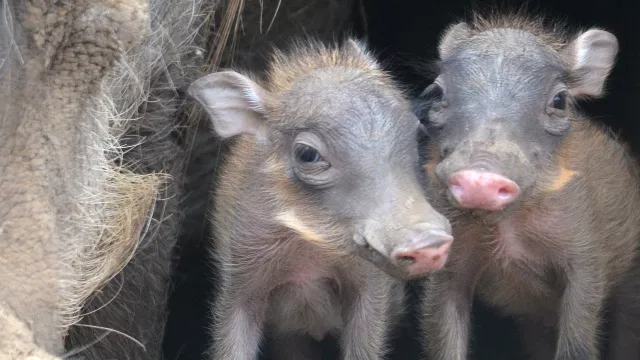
554,260,605,360
607,260,640,360
209,279,267,360
421,273,474,360
340,272,397,360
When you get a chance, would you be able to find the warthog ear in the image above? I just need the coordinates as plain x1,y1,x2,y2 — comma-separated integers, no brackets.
346,38,368,53
344,38,379,69
563,29,619,97
439,22,471,59
188,71,269,139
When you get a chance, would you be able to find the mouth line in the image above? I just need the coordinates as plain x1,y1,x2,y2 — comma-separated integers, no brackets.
359,237,404,263
354,236,416,279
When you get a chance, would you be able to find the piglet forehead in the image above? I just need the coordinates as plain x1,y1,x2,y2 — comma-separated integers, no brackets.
441,28,566,86
439,34,567,113
273,74,417,135
444,27,564,62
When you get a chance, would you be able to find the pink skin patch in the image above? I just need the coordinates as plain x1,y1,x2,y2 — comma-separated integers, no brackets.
391,241,452,276
448,170,521,211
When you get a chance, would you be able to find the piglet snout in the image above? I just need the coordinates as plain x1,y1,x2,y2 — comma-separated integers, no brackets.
391,228,453,276
447,170,520,211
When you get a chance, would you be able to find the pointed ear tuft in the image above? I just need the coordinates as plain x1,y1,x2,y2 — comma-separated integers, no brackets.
344,38,379,69
438,22,471,59
563,29,618,97
346,38,368,54
188,71,270,139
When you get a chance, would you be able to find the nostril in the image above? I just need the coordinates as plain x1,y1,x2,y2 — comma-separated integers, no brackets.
391,241,452,276
497,182,519,198
449,183,464,200
397,255,416,266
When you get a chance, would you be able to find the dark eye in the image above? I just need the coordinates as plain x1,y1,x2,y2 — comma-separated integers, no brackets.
294,144,322,163
552,91,568,110
421,83,444,103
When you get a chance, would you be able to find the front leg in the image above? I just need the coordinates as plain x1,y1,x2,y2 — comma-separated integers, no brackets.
554,263,606,360
420,271,474,360
208,275,268,360
340,271,398,360
607,261,640,360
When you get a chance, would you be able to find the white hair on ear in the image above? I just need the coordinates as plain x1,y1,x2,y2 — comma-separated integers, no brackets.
563,29,618,97
188,71,269,139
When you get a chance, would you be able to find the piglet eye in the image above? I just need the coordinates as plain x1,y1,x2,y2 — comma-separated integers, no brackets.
552,91,568,110
294,144,322,163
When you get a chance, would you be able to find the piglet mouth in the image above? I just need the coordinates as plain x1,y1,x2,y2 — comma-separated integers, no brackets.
353,230,454,280
352,234,389,261
352,234,411,279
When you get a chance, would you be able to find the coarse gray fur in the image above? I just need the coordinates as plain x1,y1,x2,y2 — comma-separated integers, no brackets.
1,0,157,357
61,0,211,356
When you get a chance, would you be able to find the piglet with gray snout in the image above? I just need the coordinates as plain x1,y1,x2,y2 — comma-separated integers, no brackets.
188,38,452,360
417,13,640,360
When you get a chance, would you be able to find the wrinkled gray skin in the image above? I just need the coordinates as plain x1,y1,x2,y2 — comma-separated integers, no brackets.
417,15,640,360
0,0,154,357
189,39,452,360
62,0,205,357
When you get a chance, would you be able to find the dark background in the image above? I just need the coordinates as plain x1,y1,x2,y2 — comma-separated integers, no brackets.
162,0,640,359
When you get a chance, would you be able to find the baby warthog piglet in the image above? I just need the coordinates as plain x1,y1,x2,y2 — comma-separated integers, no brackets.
417,13,640,360
188,38,452,360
